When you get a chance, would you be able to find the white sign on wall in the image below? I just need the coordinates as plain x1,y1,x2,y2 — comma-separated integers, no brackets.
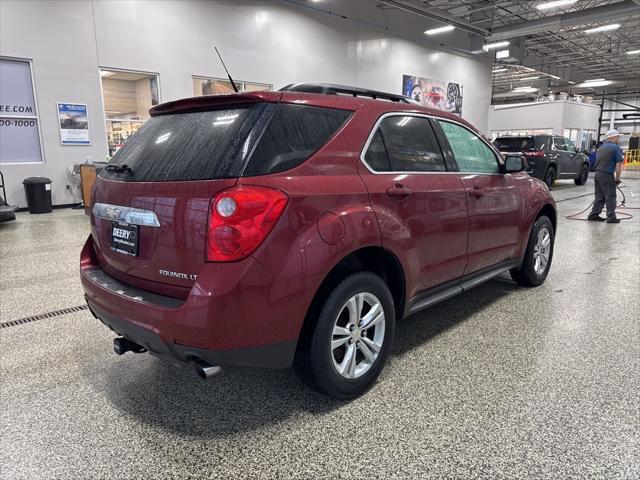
0,58,43,164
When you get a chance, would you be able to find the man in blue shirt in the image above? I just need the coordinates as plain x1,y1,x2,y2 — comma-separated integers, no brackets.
588,129,625,224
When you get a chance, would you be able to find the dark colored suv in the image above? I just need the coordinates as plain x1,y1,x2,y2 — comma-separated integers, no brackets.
494,135,590,188
81,84,557,399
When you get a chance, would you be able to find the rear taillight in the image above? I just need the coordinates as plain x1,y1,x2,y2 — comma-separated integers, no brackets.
524,150,544,157
206,186,288,262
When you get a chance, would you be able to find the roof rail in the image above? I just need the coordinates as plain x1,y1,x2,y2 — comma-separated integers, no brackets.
280,83,416,104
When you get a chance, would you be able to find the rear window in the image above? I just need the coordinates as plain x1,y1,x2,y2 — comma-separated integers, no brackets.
242,104,351,176
494,137,536,151
101,106,263,182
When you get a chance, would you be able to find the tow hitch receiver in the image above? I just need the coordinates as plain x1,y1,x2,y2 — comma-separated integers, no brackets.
113,337,147,355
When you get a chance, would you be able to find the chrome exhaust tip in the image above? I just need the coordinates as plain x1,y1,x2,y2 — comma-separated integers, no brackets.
193,359,222,379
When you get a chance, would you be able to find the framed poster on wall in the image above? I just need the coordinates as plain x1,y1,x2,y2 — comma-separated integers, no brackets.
402,75,463,115
57,102,91,145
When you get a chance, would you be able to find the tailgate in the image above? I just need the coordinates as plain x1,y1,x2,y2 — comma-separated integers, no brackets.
91,177,236,289
89,101,272,292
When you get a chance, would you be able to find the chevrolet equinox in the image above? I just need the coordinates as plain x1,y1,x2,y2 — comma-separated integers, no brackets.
81,83,557,399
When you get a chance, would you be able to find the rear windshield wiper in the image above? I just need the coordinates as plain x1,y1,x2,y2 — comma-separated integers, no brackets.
105,164,134,174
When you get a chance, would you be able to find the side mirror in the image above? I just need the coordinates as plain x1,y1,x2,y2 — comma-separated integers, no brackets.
504,154,526,173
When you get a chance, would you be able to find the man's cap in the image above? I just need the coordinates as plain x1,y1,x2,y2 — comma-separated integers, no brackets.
605,129,623,139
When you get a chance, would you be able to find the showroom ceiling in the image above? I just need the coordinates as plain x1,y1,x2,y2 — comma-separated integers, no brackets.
376,0,640,102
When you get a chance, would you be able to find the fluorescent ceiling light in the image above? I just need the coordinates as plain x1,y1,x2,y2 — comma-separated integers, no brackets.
521,76,540,81
578,80,613,87
585,24,621,34
584,78,605,83
536,0,578,11
547,74,561,80
627,49,640,55
424,25,455,35
492,68,507,73
483,41,509,51
513,86,538,93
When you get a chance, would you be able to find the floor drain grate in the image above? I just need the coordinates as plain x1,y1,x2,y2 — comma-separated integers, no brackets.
0,304,90,329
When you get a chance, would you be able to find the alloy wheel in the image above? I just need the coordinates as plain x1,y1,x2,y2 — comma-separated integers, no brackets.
533,226,551,275
545,169,556,188
331,292,385,379
580,166,588,183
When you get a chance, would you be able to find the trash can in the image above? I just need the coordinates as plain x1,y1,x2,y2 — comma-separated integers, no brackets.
23,177,52,214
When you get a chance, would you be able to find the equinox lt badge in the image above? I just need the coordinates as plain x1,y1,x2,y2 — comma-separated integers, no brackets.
159,269,198,281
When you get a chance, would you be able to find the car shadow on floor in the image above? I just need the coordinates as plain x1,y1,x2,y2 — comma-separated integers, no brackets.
97,277,518,438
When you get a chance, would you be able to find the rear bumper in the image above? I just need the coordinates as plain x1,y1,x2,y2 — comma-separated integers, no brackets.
80,235,321,369
526,159,549,180
86,300,296,368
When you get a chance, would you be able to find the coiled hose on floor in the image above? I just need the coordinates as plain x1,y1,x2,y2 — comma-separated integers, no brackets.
566,182,638,221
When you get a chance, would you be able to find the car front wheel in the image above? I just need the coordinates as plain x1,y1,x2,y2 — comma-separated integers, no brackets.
294,272,395,399
544,167,556,189
574,164,589,185
510,215,554,286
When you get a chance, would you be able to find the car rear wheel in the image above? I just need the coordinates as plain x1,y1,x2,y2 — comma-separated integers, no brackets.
574,164,589,185
510,215,554,287
294,272,395,399
544,167,556,189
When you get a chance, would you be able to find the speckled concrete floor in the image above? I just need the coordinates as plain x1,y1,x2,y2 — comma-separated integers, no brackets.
1,177,639,480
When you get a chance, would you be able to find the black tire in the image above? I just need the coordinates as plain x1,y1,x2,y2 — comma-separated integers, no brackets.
574,164,589,185
544,167,556,189
510,215,554,287
294,272,395,400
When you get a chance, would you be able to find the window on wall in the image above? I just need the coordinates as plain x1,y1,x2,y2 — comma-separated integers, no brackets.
192,76,272,96
562,128,595,151
0,57,43,164
100,68,160,157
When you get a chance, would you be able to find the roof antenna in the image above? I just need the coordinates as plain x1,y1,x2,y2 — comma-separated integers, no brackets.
214,46,239,93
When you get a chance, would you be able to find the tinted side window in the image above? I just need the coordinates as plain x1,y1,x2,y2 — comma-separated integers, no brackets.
377,116,445,172
364,130,392,171
553,137,567,151
536,136,550,150
438,120,499,173
494,137,535,151
243,104,351,176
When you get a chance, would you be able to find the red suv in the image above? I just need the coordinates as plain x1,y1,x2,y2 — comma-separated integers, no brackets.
81,83,556,399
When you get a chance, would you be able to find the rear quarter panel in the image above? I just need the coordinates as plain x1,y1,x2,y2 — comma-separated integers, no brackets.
245,110,382,278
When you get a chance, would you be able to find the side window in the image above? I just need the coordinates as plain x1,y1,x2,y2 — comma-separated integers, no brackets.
536,136,550,150
438,120,499,173
553,137,567,151
375,116,446,172
364,131,392,171
565,138,577,153
243,104,351,176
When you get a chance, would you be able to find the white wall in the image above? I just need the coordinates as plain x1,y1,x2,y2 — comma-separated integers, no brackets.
1,0,492,207
0,0,108,207
488,101,600,136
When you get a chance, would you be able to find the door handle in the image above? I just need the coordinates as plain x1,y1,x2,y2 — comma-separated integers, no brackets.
386,184,412,197
469,186,485,198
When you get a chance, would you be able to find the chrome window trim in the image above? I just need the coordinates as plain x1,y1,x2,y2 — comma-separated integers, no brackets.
92,203,160,227
359,112,504,176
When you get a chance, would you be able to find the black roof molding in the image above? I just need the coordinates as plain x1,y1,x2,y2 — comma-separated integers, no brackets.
280,83,416,104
